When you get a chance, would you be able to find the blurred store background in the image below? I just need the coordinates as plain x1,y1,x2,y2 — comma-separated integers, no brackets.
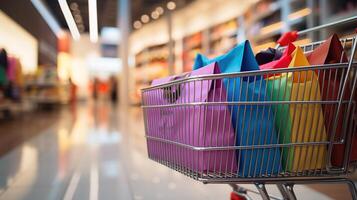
0,0,356,111
0,0,356,199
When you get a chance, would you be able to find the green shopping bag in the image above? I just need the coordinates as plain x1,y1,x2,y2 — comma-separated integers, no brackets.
266,74,292,170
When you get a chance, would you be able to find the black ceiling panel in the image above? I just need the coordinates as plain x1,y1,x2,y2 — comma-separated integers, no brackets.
44,0,193,33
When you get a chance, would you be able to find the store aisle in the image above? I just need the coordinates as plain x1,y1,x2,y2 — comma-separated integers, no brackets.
0,103,352,200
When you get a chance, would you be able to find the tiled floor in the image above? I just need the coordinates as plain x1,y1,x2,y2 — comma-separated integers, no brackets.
0,102,354,200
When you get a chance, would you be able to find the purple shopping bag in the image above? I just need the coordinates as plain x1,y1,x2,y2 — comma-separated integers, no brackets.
144,62,237,173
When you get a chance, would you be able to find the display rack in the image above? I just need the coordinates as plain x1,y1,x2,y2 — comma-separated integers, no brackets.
25,66,69,107
182,32,203,72
134,0,357,99
208,19,238,57
243,0,314,52
134,43,170,105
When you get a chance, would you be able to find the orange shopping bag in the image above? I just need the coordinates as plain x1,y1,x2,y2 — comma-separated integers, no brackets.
286,47,327,172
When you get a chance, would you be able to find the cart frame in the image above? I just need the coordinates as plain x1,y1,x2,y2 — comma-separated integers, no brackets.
141,16,357,200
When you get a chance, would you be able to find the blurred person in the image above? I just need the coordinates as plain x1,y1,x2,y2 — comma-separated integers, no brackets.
68,77,77,120
92,78,99,101
110,76,118,104
69,77,77,104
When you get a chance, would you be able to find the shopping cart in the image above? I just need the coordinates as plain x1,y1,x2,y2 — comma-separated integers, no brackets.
141,16,357,200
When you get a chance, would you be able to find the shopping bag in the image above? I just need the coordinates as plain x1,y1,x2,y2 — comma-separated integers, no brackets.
194,41,281,177
307,33,357,166
287,47,327,171
260,44,296,71
261,44,296,170
145,62,237,173
255,47,283,65
265,74,292,170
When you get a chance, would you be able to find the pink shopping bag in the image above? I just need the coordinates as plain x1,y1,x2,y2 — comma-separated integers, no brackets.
144,62,237,173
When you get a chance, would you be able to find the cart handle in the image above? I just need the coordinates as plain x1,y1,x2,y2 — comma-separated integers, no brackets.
276,15,357,48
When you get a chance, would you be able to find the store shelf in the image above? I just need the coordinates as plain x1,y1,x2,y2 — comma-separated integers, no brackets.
25,82,58,88
210,29,237,43
250,1,281,25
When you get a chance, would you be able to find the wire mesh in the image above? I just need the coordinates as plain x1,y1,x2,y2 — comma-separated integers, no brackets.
141,37,357,183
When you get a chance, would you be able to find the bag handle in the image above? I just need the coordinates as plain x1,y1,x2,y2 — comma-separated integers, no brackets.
162,73,190,103
276,31,298,48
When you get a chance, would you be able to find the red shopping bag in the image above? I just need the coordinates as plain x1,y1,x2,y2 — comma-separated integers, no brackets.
259,43,296,78
307,34,357,166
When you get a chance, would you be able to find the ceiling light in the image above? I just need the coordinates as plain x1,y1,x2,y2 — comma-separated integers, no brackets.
141,15,150,23
74,14,82,23
151,11,159,19
133,21,142,29
88,0,98,43
78,24,85,32
58,0,80,40
156,6,164,15
101,27,121,44
167,1,176,10
70,2,78,10
72,9,80,15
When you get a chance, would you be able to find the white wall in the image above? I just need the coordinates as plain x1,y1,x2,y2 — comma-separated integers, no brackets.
0,10,38,73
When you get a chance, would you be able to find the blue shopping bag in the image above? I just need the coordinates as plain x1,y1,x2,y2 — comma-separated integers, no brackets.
193,41,281,177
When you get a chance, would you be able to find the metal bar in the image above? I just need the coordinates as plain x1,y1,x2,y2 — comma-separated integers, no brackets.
255,183,270,200
145,136,338,150
327,35,357,173
142,63,357,91
298,16,357,35
284,184,297,200
277,184,290,200
142,100,346,108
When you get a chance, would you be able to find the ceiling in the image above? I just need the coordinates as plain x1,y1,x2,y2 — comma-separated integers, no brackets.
45,0,193,33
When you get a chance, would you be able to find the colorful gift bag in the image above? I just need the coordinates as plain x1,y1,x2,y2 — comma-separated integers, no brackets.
260,44,296,71
287,47,327,171
194,41,281,177
307,34,357,166
260,44,296,170
266,74,293,170
145,62,237,172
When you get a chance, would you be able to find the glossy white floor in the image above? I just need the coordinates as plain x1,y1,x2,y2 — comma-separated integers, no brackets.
0,102,354,200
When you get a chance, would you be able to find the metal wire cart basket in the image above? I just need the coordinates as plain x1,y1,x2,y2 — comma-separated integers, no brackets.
141,17,357,199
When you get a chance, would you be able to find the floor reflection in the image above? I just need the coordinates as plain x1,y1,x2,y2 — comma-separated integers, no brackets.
0,102,350,200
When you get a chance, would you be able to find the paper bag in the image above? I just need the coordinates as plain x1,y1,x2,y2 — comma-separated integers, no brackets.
145,63,237,172
307,34,357,166
261,44,296,169
287,47,327,171
194,41,281,177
